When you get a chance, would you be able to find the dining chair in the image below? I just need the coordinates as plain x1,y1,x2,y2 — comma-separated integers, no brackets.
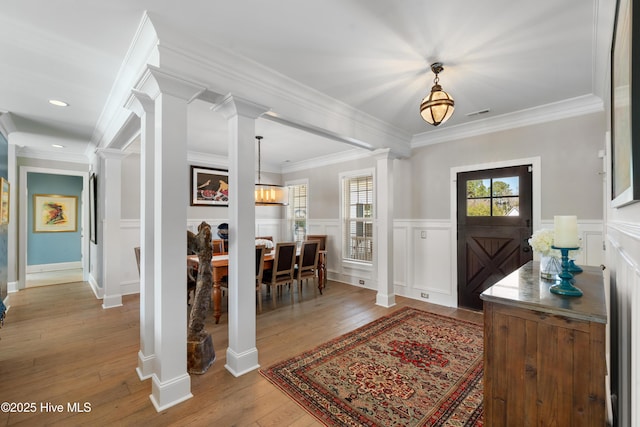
255,245,266,313
295,240,320,296
261,242,297,305
212,239,225,254
134,247,141,275
306,235,327,251
217,245,267,314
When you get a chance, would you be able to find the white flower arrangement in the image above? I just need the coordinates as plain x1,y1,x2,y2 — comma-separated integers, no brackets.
528,229,561,257
255,239,274,249
528,229,581,257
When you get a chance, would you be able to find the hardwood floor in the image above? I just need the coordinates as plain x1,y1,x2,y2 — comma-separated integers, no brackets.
0,280,482,426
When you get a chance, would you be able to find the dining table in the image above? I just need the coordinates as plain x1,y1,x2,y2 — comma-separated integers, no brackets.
187,249,327,324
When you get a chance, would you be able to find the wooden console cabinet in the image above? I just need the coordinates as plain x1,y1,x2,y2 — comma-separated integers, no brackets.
480,261,607,426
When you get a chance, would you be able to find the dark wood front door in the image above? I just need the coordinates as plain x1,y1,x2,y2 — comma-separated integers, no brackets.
457,165,533,310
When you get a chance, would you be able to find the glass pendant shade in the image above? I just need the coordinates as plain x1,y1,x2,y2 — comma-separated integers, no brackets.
254,135,289,206
255,183,289,206
420,83,455,126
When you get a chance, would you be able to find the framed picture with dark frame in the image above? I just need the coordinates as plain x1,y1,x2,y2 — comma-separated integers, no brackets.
190,166,229,206
89,173,97,243
611,0,640,207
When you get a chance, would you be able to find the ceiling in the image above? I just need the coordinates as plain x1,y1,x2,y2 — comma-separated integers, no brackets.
0,0,614,170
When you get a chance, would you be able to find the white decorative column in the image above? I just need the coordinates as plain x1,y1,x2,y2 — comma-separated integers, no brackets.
375,149,396,307
124,90,156,380
135,66,206,411
214,95,269,377
98,148,126,309
7,142,18,294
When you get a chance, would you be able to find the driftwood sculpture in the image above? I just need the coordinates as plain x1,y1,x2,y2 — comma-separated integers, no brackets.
187,229,198,255
186,221,215,373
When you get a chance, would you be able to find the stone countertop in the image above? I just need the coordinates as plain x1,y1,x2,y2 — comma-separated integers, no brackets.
480,260,607,324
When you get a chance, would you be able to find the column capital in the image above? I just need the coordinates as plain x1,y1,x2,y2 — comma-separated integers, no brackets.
0,111,17,136
134,65,207,103
96,148,128,160
124,89,155,117
213,94,269,120
372,148,400,161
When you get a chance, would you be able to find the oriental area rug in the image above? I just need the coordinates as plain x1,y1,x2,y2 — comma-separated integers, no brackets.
260,306,484,426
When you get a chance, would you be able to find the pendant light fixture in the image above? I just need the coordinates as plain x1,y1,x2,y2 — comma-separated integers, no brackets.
420,62,455,126
255,136,289,206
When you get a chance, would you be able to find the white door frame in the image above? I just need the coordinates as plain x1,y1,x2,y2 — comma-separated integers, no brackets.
18,166,90,290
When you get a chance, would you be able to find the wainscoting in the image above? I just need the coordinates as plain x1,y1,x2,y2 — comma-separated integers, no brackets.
115,218,604,310
606,220,640,426
393,220,455,306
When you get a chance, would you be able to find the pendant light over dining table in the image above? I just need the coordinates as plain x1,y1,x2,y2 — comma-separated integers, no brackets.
420,62,455,126
255,136,289,206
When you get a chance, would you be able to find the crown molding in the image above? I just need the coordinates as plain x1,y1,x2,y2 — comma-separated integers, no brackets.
0,111,17,139
16,146,89,164
96,148,128,160
154,32,412,155
92,11,160,149
187,151,228,168
411,94,604,148
280,148,372,174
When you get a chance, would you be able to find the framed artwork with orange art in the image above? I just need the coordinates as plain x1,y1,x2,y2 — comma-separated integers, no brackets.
33,194,78,233
0,178,9,225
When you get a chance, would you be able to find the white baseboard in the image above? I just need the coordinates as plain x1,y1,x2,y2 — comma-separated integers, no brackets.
27,261,82,274
2,293,9,312
121,280,140,296
8,281,19,293
88,274,103,299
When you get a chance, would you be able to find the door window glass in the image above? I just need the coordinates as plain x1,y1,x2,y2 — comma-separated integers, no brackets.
466,176,519,216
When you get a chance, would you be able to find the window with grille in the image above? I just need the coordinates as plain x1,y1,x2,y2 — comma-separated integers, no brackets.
466,176,520,217
342,172,373,262
287,182,308,243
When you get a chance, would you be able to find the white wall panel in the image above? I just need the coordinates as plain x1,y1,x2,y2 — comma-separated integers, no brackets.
538,219,604,266
307,220,340,276
392,220,456,306
120,219,141,295
607,221,640,427
422,228,453,295
393,226,407,287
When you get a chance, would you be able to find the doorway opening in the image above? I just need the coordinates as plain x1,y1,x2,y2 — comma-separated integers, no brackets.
19,166,89,290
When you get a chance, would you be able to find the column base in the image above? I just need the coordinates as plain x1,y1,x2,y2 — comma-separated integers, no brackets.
136,350,155,380
150,373,192,412
376,292,396,308
225,346,259,377
102,293,123,309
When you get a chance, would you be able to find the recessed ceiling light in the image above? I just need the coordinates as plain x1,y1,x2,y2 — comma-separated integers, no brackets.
52,144,65,148
48,99,69,107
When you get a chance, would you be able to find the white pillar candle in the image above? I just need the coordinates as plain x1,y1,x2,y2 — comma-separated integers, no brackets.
554,215,579,247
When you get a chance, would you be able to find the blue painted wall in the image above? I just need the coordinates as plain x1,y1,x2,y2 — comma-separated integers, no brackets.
27,173,82,265
0,133,7,300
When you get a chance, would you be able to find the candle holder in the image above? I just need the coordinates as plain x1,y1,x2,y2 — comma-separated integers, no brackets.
549,245,583,297
568,259,583,273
